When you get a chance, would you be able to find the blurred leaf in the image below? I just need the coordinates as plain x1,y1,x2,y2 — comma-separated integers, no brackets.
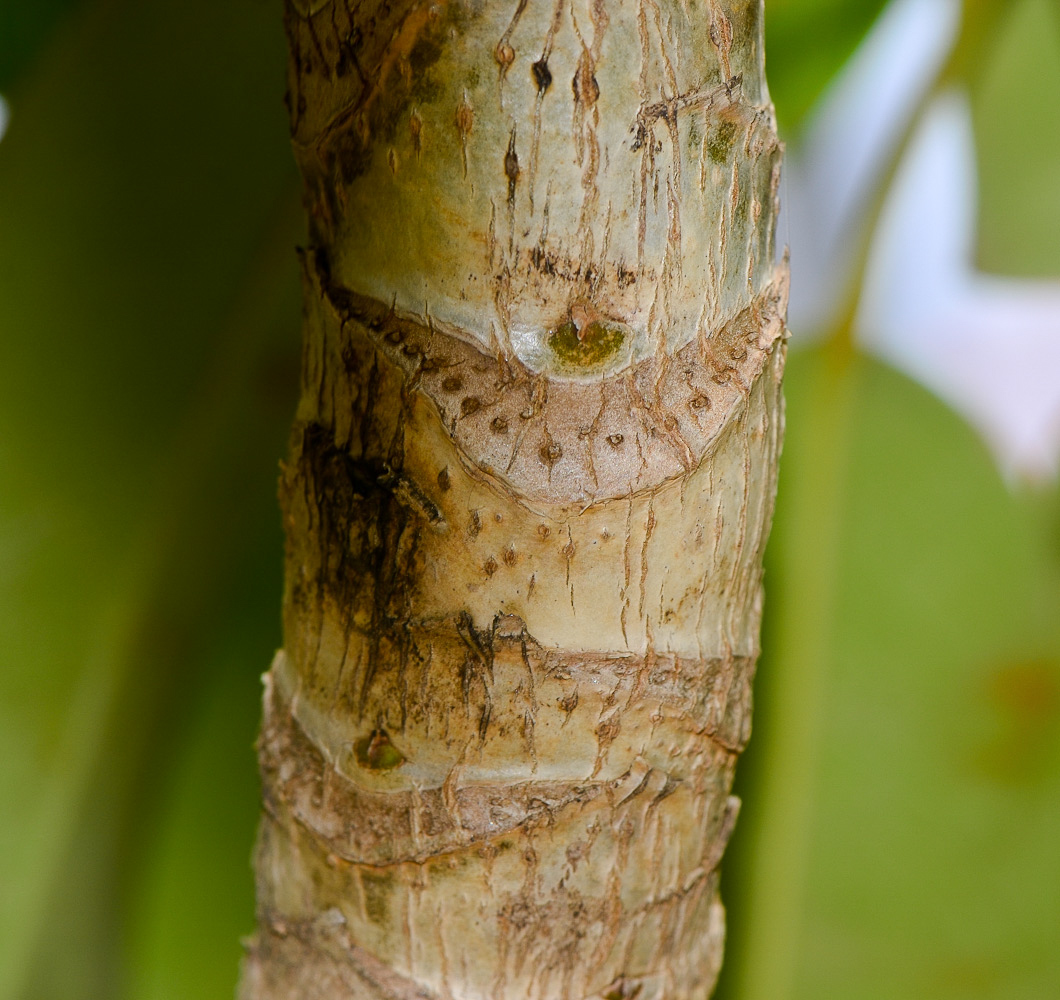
0,0,300,996
0,1,83,89
969,0,1060,276
126,546,280,1000
718,347,1060,999
766,0,890,132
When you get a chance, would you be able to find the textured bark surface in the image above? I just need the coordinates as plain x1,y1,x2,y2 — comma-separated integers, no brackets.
242,1,786,997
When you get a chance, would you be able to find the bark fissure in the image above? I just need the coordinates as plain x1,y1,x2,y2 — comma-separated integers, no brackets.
244,1,785,996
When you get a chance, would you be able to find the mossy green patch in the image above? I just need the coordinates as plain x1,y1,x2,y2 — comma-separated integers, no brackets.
707,120,739,163
354,730,405,771
359,870,393,926
547,320,625,372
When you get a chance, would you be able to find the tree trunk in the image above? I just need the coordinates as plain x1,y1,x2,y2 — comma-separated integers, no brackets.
240,1,786,997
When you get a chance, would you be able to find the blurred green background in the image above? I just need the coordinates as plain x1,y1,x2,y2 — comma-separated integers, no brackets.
0,1,1057,998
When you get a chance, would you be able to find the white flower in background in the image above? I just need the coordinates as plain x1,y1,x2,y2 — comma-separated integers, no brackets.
858,93,1060,480
784,0,1060,480
783,0,961,335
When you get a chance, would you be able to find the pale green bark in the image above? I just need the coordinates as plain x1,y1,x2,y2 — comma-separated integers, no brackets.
241,1,786,996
